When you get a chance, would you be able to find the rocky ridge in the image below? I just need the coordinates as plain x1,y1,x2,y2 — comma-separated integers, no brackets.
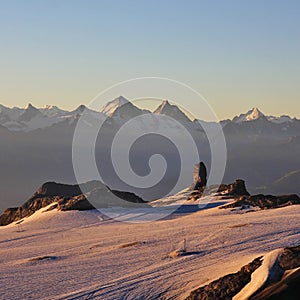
221,194,300,210
0,181,146,226
188,179,250,202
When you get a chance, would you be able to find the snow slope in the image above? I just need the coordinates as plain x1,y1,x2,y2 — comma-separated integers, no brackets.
0,192,299,300
233,107,265,123
233,248,284,300
232,107,294,124
0,103,106,131
0,101,298,131
100,96,129,117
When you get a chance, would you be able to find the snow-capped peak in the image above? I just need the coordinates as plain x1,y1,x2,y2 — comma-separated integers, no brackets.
18,103,42,122
71,105,87,114
100,96,129,117
24,103,37,110
153,100,172,115
233,107,265,123
153,100,192,122
246,107,265,121
39,105,67,117
232,107,296,124
45,105,56,109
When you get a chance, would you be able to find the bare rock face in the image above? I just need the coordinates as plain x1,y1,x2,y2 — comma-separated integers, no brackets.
194,162,207,191
188,179,250,202
0,208,18,226
37,182,82,197
54,194,95,211
221,194,300,210
110,190,145,204
251,269,300,300
278,245,300,270
218,179,250,196
0,181,147,226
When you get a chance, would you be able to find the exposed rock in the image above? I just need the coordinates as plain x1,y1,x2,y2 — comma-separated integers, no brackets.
56,195,95,211
278,245,300,270
194,162,207,190
0,181,147,226
36,182,82,197
186,256,263,300
221,194,300,210
218,179,250,196
168,249,186,258
110,189,145,204
187,190,203,202
82,186,148,209
187,179,249,202
0,207,18,226
0,196,55,226
250,268,300,300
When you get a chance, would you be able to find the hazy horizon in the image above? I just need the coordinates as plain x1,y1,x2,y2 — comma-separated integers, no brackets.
0,0,300,120
1,98,298,121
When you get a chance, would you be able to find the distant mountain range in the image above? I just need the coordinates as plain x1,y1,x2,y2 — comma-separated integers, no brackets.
232,107,297,124
0,96,298,131
0,96,299,212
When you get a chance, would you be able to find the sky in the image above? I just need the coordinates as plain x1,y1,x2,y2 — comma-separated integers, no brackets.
0,0,299,120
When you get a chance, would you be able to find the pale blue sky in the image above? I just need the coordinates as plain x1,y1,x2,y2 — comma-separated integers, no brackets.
0,0,299,119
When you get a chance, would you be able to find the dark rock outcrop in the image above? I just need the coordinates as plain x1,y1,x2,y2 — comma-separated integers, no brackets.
221,194,300,210
110,190,145,203
186,256,263,300
218,179,250,197
251,269,300,300
0,207,18,226
0,181,147,226
53,194,95,211
188,179,249,202
194,162,207,191
278,245,300,270
36,182,82,197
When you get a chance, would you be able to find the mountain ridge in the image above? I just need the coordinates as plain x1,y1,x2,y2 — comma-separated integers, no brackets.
0,98,298,132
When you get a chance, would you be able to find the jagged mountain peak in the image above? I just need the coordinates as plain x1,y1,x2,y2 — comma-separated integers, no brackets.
161,99,171,106
18,103,43,122
153,100,172,114
24,103,38,110
114,95,129,104
233,107,266,123
71,104,88,114
40,105,68,117
0,100,298,131
246,107,265,120
77,104,87,111
44,105,59,110
153,100,192,122
100,96,129,117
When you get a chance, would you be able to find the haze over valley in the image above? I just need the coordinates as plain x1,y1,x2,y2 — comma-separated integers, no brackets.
1,97,299,212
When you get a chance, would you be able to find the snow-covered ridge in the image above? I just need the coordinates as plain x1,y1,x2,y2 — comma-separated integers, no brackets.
100,96,129,117
233,107,295,124
233,248,284,300
0,99,298,131
0,103,107,132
